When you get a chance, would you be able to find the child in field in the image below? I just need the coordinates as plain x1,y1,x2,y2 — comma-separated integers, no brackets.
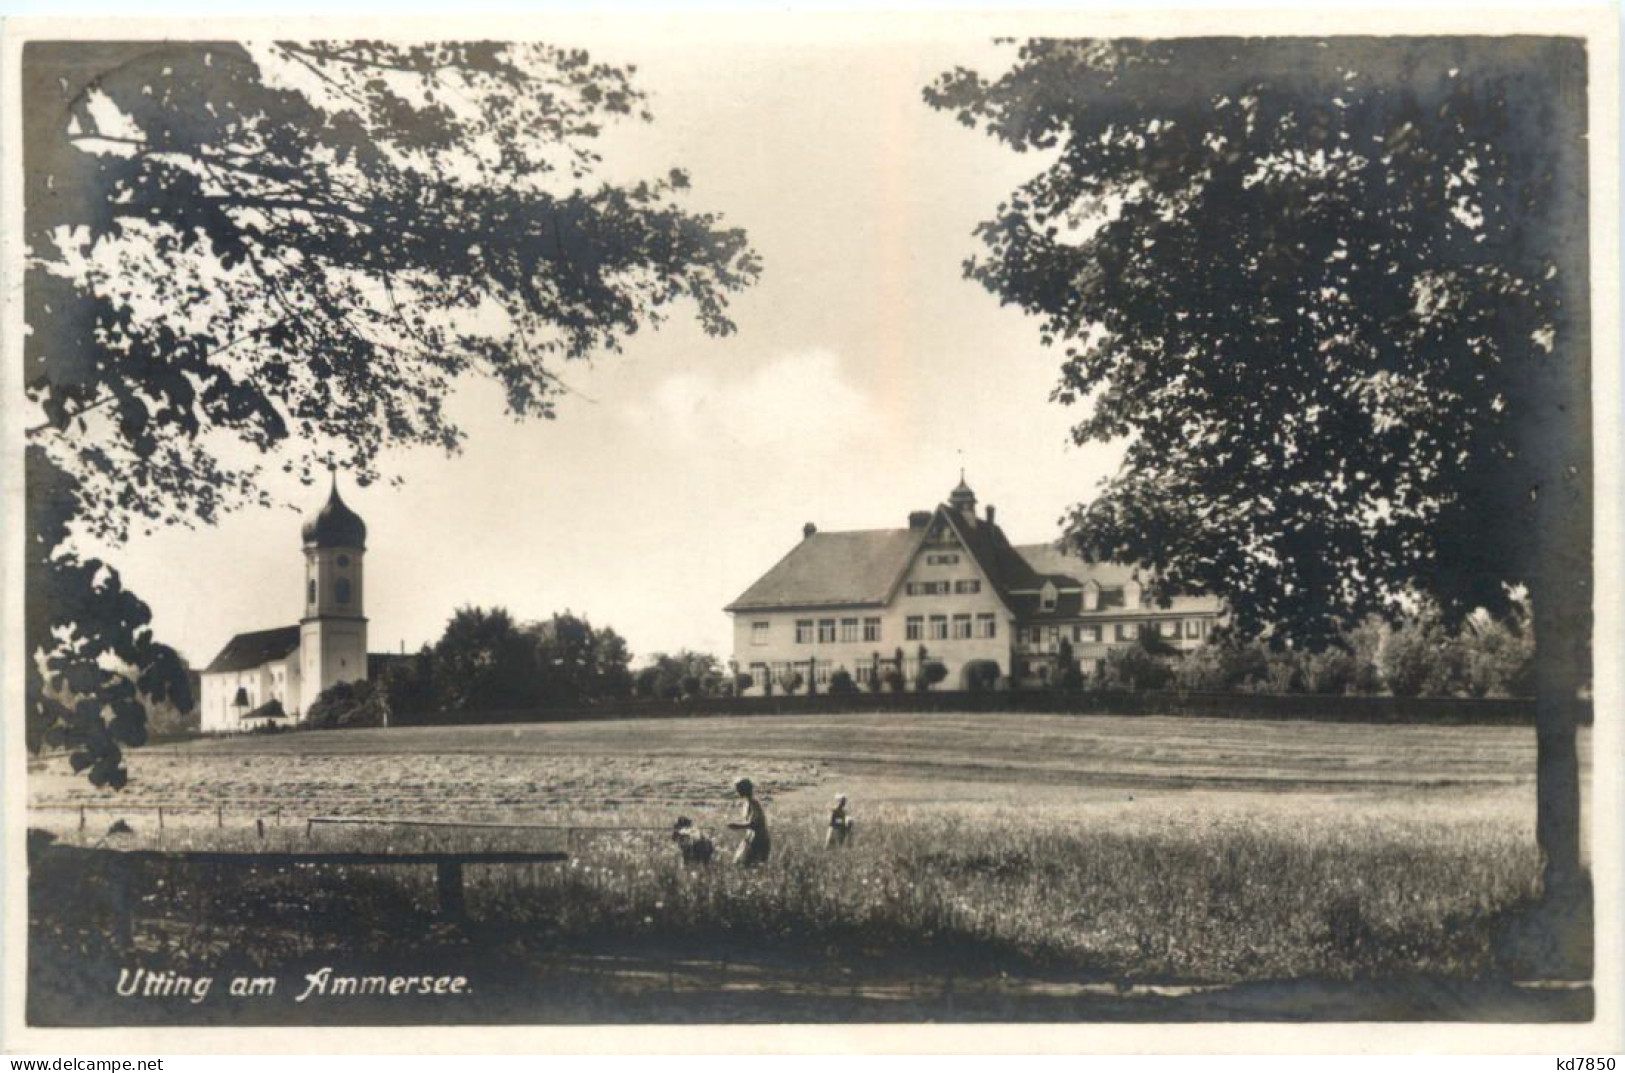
826,793,853,849
728,777,771,867
671,815,714,866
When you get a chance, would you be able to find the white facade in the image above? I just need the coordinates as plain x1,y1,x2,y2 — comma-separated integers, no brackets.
727,480,1225,694
199,650,301,733
732,517,1014,693
198,480,372,732
299,543,368,714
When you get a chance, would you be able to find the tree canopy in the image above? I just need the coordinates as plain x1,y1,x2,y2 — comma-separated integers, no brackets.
926,38,1589,648
528,611,634,706
25,41,759,784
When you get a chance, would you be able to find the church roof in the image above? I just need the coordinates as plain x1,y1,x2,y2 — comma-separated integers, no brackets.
302,479,367,549
244,698,289,720
204,625,301,674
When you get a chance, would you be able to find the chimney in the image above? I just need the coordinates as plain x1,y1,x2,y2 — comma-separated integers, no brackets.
985,504,996,526
803,522,817,539
908,510,931,529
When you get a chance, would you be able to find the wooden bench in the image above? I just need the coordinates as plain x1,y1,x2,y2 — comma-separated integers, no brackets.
35,843,568,946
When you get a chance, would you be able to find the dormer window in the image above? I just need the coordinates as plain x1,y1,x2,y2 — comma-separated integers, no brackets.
1040,581,1058,612
1082,579,1100,612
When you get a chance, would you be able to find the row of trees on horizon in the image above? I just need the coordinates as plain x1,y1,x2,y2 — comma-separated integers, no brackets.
304,606,724,729
289,597,1539,730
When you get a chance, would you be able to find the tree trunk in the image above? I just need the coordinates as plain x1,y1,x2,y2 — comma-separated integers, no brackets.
1531,586,1582,891
1529,37,1592,902
1501,41,1592,981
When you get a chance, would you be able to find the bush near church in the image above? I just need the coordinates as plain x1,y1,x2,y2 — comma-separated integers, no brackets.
307,680,386,729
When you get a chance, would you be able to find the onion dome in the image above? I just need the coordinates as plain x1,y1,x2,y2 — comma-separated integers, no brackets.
302,476,367,549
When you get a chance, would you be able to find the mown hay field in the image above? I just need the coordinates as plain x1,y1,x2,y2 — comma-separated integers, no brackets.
26,712,1593,1019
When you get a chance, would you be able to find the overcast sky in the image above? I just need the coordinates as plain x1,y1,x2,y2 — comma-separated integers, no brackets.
90,28,1129,668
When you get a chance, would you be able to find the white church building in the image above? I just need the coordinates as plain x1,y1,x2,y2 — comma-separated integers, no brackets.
199,477,373,732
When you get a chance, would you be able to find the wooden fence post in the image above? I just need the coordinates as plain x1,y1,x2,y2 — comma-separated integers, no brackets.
436,861,466,921
108,858,134,951
256,818,265,840
78,806,85,832
216,806,223,829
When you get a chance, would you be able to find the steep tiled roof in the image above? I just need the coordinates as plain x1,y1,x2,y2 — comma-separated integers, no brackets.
1010,542,1223,619
1014,544,1142,587
204,625,301,674
940,509,1044,595
726,528,924,611
727,507,1225,619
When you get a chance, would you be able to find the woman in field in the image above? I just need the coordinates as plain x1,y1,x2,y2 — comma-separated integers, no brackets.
728,777,771,867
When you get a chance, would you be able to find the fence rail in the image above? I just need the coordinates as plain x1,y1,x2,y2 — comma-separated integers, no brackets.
303,814,669,850
27,803,672,848
31,840,569,945
26,801,290,834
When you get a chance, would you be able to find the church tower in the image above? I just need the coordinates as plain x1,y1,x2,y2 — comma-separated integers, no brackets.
298,473,369,716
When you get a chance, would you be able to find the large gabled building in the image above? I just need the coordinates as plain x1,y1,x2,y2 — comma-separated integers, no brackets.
724,477,1223,694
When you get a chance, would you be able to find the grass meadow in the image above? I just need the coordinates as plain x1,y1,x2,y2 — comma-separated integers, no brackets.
25,713,1591,1022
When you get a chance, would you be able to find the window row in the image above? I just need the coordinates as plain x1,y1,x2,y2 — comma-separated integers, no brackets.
750,660,833,686
1023,618,1211,645
904,579,981,596
754,617,886,646
905,613,998,641
750,653,923,686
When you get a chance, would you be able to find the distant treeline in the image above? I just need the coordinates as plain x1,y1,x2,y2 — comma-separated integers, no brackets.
306,606,726,729
1095,604,1535,699
303,601,1548,731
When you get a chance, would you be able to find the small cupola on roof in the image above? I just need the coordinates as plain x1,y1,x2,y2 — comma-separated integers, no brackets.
301,473,367,549
948,471,977,521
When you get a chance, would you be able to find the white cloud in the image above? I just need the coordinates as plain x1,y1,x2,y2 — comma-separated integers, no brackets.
628,348,875,451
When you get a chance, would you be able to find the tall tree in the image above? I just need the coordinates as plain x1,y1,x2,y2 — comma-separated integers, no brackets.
25,41,759,784
926,38,1590,896
430,606,539,712
526,611,633,706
